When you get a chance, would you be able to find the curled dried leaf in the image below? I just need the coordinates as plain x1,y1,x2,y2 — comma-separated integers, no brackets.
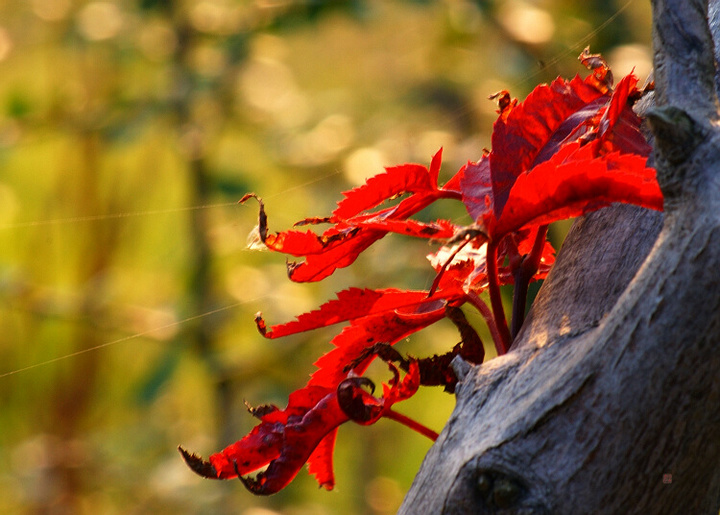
579,46,614,93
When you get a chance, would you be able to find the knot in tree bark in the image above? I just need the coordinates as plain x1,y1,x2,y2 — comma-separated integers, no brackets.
646,105,715,205
647,105,701,166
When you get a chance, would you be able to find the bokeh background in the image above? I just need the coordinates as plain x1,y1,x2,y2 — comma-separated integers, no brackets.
0,1,651,514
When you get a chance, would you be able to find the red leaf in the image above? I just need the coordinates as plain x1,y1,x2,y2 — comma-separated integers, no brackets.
600,73,633,133
285,228,382,282
245,151,461,283
262,226,352,257
459,157,493,222
179,365,425,495
257,288,440,339
310,300,452,389
281,192,458,282
463,64,650,225
180,385,336,479
222,387,347,494
177,384,347,494
595,73,651,156
489,75,607,216
306,429,337,490
349,217,457,240
333,149,442,219
488,144,662,239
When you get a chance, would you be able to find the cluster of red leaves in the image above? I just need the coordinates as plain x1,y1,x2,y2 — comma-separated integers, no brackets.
179,52,663,495
180,361,423,494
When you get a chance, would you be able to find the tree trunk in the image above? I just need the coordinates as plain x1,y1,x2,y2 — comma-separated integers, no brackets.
399,1,720,513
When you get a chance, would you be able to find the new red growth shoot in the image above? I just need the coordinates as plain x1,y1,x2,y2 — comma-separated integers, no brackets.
180,50,662,495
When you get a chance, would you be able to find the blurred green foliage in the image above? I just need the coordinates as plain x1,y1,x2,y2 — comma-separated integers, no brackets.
0,1,650,513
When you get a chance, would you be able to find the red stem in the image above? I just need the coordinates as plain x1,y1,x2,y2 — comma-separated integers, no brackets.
510,225,549,338
465,291,504,357
486,242,511,353
525,225,550,273
384,409,439,441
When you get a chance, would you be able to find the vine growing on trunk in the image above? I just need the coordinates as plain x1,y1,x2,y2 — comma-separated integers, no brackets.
178,49,662,495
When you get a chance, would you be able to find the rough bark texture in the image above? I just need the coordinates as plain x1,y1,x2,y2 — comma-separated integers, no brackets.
399,1,720,513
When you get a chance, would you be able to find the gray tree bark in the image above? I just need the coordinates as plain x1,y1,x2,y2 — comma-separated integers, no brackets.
399,1,720,513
